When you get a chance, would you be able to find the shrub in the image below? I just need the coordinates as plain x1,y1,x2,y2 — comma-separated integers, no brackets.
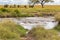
11,9,21,17
0,8,9,12
27,27,60,40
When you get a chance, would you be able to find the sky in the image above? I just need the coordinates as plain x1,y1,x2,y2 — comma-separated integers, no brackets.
0,0,60,5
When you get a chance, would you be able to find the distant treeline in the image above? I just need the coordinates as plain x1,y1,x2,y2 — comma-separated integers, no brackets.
3,4,34,8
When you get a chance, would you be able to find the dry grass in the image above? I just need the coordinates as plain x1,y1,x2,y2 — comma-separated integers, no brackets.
0,5,60,17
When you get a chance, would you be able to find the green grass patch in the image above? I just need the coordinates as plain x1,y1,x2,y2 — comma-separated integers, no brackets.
0,19,27,40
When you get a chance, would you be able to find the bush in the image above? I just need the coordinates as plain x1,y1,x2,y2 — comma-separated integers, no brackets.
11,9,21,17
27,27,60,40
0,8,9,12
0,19,27,40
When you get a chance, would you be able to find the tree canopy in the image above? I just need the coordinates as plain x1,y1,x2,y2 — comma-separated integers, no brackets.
29,0,54,8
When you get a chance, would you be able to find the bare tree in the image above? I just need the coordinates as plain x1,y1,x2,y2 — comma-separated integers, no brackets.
29,0,54,8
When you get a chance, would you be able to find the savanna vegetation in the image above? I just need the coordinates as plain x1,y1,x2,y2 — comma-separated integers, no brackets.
54,13,60,32
0,3,60,40
27,27,60,40
0,5,60,17
0,19,27,40
0,19,60,40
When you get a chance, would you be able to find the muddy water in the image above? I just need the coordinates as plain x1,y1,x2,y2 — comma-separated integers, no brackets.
0,17,58,30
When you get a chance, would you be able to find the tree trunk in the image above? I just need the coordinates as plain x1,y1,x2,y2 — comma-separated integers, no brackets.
32,3,35,8
41,0,44,8
41,4,44,8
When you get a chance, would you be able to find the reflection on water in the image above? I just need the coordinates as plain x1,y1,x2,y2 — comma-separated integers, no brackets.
0,17,58,30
